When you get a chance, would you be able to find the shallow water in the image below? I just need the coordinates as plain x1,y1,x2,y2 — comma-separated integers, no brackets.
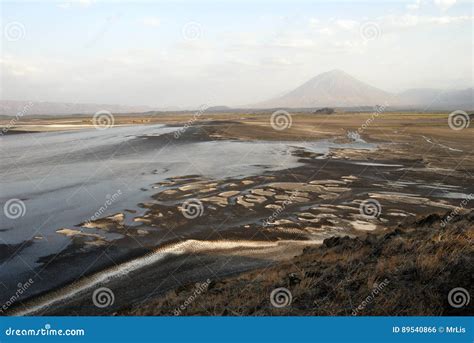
0,124,374,289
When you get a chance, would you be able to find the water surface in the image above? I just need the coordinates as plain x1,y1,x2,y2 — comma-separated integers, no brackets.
0,124,374,291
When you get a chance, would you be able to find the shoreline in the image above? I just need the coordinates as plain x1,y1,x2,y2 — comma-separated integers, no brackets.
2,112,473,316
11,239,321,316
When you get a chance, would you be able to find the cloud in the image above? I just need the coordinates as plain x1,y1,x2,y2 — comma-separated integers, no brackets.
434,0,457,11
309,18,320,28
3,2,472,107
0,57,42,76
335,19,358,30
270,36,316,48
261,57,299,66
58,0,95,9
406,0,422,10
406,0,457,12
304,13,471,47
317,27,334,36
142,17,161,27
382,14,473,28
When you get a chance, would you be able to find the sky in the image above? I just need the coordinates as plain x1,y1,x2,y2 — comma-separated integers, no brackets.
1,0,473,108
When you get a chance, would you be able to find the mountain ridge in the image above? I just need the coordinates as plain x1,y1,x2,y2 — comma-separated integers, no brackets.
252,70,473,109
1,70,472,115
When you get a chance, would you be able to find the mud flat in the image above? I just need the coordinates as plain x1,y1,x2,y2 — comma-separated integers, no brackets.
2,112,473,316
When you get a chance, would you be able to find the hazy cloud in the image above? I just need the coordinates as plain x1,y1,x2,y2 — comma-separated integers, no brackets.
142,17,161,27
2,2,472,107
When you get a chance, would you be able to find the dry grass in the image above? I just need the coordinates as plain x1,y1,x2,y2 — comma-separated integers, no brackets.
119,210,473,316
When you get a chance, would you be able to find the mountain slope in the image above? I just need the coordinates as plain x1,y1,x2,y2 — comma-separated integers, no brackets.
0,100,156,116
398,88,474,109
253,70,473,109
254,70,392,108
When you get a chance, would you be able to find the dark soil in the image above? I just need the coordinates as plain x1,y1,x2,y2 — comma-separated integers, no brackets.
119,210,473,316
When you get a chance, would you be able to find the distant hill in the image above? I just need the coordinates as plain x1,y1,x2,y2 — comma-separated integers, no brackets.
397,88,474,109
206,106,232,112
2,70,472,116
253,70,392,108
252,70,473,109
0,100,156,116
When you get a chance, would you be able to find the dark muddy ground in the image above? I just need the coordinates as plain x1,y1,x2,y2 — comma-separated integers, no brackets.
3,113,473,316
120,210,473,316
